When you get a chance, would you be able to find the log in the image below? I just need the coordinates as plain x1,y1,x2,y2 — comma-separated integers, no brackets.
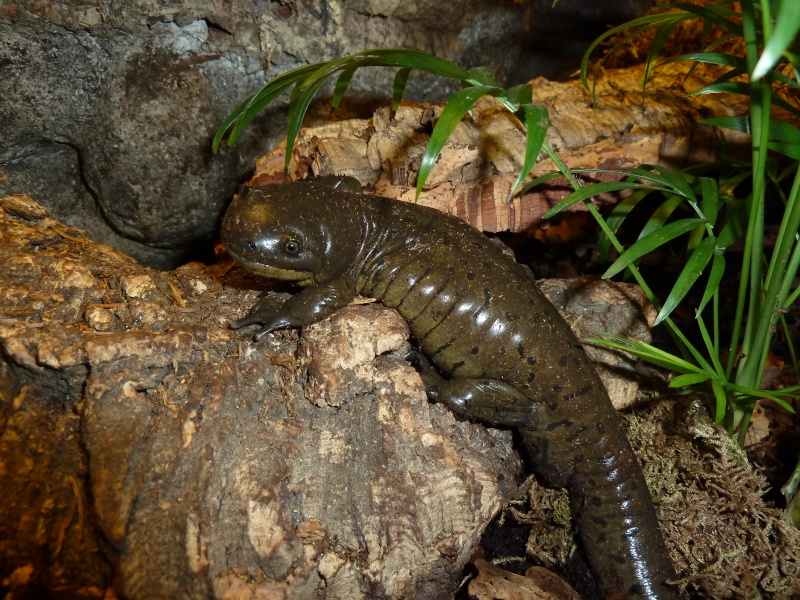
0,193,520,598
0,191,655,598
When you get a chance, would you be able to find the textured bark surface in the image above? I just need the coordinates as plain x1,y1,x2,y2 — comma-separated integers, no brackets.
4,193,799,600
0,193,520,599
0,192,657,599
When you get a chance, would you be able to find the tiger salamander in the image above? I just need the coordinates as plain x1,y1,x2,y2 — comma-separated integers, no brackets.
221,176,678,599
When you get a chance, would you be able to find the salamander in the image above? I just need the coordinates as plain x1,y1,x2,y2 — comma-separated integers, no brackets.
221,176,679,599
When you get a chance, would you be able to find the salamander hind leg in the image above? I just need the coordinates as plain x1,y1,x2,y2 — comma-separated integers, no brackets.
407,350,538,428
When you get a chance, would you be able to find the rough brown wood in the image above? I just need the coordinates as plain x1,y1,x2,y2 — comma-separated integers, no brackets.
0,192,657,599
0,194,520,599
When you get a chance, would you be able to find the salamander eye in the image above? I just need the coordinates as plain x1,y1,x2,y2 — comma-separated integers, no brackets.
283,237,301,254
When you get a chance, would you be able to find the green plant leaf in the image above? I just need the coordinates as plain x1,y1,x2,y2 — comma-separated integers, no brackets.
717,200,748,250
727,383,798,413
768,142,800,160
587,333,702,373
523,171,564,192
701,115,751,133
638,195,684,241
505,83,533,107
508,104,549,200
669,372,712,387
667,2,742,35
597,188,655,260
213,63,320,151
711,377,727,422
696,309,726,377
753,0,800,80
468,66,497,87
696,250,726,315
768,119,800,144
332,65,358,109
544,180,655,218
689,80,751,96
580,13,683,99
643,19,680,89
603,218,707,278
364,48,472,79
214,48,483,153
655,235,717,325
391,67,412,111
662,51,746,69
698,176,720,225
625,165,692,197
719,170,753,199
416,85,499,195
284,76,331,164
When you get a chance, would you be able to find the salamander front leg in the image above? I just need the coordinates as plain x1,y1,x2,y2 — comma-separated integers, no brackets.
407,351,538,428
231,295,286,330
232,278,355,341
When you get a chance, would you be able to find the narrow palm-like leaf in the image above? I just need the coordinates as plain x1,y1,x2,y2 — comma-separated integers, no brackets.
523,171,564,192
697,251,726,315
726,383,798,413
417,85,498,194
655,235,717,325
669,371,712,387
214,49,481,154
699,176,720,225
392,67,412,111
717,200,749,249
701,115,751,133
587,334,702,373
365,48,472,79
637,195,684,241
505,84,533,107
768,142,800,160
628,165,696,200
603,218,707,278
468,66,497,87
689,80,750,96
213,63,319,151
711,378,727,422
753,0,800,80
695,309,726,377
580,13,685,100
508,104,549,200
662,50,746,69
719,171,753,199
643,20,680,89
768,120,800,144
285,76,331,162
544,181,656,218
332,65,358,110
598,188,655,260
667,2,742,35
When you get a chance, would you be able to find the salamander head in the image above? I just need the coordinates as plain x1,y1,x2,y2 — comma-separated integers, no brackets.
221,181,364,285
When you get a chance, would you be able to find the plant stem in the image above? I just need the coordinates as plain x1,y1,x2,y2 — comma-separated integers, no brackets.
733,1,772,441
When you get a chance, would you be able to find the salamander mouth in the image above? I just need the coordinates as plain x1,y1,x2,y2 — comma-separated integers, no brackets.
225,246,314,284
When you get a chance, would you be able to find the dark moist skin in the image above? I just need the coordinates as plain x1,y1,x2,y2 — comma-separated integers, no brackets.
221,176,679,600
